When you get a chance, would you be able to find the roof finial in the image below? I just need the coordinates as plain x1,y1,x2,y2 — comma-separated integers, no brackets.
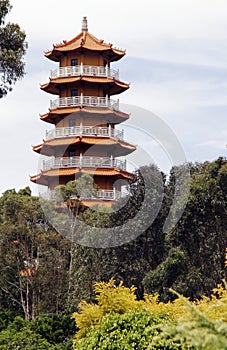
82,16,88,32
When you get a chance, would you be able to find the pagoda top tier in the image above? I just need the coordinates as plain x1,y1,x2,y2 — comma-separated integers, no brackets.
45,17,126,63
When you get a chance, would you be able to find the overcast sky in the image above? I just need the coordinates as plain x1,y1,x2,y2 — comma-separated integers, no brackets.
1,0,227,195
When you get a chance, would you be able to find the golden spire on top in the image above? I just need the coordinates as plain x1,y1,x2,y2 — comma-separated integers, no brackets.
82,17,88,32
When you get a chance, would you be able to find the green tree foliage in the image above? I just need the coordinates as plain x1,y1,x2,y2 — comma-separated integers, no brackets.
0,313,75,349
143,247,189,302
0,0,27,97
66,164,167,309
29,313,76,345
0,328,54,349
0,187,70,318
54,174,98,203
0,310,15,331
143,158,227,301
0,158,226,339
55,159,226,309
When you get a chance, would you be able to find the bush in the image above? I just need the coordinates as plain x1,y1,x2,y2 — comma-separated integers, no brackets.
29,313,76,344
0,313,75,350
0,327,54,350
0,310,16,331
73,279,227,349
74,310,177,350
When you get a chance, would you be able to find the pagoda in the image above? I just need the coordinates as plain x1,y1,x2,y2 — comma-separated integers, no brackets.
31,17,136,204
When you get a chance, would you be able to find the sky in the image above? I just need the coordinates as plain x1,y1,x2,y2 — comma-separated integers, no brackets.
1,0,227,195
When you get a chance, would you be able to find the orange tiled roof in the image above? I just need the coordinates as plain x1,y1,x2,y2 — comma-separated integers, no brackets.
33,143,44,152
40,107,129,124
34,137,80,149
33,136,136,156
45,31,125,62
35,136,135,147
30,173,47,186
40,77,129,96
42,77,129,86
30,167,134,185
78,137,136,149
45,168,132,177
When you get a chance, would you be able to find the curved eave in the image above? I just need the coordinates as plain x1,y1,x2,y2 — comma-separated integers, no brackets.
45,31,125,63
33,136,137,156
30,168,135,186
40,107,129,124
40,77,129,96
30,173,48,186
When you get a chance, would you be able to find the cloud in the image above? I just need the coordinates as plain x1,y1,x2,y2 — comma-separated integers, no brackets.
1,0,226,195
194,140,226,149
8,0,227,67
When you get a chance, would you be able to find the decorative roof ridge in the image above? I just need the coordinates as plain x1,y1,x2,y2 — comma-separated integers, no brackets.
59,30,120,50
46,31,125,53
52,31,83,49
82,16,88,32
87,31,125,52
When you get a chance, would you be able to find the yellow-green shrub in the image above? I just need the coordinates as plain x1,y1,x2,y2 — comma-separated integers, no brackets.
73,278,227,347
73,278,140,340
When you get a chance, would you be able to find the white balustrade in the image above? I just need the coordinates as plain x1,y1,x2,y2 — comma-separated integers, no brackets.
40,188,122,201
50,64,119,80
50,96,119,111
45,126,124,141
97,189,121,200
42,156,126,172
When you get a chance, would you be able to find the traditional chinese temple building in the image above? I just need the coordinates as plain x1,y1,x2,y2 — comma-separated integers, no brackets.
31,17,136,204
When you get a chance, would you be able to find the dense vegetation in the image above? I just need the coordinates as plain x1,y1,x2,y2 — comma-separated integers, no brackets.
0,157,226,348
0,0,27,97
72,279,227,349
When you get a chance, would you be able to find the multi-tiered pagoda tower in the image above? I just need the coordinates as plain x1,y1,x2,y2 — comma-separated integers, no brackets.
31,17,136,205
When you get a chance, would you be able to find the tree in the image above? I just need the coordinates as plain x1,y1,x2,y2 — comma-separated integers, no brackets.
64,164,167,310
0,187,70,318
0,0,27,97
143,158,227,301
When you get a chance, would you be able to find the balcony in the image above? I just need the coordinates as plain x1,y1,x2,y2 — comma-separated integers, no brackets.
42,155,126,172
41,188,122,201
50,96,119,111
45,125,124,141
50,64,119,80
96,189,122,200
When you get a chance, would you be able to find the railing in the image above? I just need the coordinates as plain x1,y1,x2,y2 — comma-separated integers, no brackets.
97,189,121,200
50,96,119,111
40,188,122,201
42,156,126,172
50,64,119,80
45,125,124,141
70,189,122,201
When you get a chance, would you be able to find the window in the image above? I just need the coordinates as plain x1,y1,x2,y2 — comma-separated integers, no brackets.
103,59,107,67
71,59,78,66
69,119,75,127
69,150,75,157
71,89,78,97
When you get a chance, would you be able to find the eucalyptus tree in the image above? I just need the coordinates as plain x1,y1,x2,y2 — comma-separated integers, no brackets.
0,0,27,97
